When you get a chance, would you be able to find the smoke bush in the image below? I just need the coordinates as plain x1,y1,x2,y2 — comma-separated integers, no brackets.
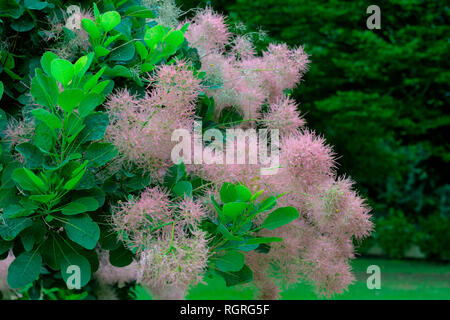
0,2,372,300
103,7,372,299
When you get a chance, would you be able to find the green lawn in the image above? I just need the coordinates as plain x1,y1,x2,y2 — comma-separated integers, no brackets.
133,258,450,300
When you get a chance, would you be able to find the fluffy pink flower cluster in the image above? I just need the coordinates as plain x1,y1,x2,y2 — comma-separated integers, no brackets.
137,228,209,299
112,187,209,298
43,8,93,60
105,61,202,180
183,9,309,123
262,96,306,137
3,118,34,149
202,128,371,298
280,130,336,187
3,118,35,164
184,8,231,54
112,186,173,251
181,9,373,298
105,8,372,299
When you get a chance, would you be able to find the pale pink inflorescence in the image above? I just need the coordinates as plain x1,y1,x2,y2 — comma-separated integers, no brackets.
3,118,34,149
3,118,35,164
105,8,372,299
186,132,263,190
181,8,309,123
137,229,209,299
112,186,173,252
280,130,336,187
175,196,209,226
243,43,310,102
64,8,93,45
112,186,209,299
181,8,371,298
43,8,93,60
142,0,182,28
231,35,257,60
238,130,372,298
262,96,306,137
105,61,202,180
184,8,232,55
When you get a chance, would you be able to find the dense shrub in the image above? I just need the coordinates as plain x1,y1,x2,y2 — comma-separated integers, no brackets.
0,1,373,300
180,0,450,259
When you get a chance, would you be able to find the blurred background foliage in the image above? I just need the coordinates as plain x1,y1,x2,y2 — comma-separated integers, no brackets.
178,0,450,260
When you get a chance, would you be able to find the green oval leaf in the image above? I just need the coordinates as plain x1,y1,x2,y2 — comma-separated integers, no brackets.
61,202,86,216
79,112,109,142
85,142,118,167
222,202,248,220
173,181,192,197
217,264,253,287
40,51,59,75
78,93,104,118
12,168,39,191
7,251,42,289
217,224,243,241
51,59,74,87
94,46,110,58
30,69,59,109
24,0,48,10
236,185,252,202
81,18,101,39
124,6,155,18
23,168,46,190
74,55,88,75
110,41,135,61
101,11,121,32
61,197,99,215
261,206,299,230
63,167,86,191
15,143,45,169
57,88,85,113
32,108,62,130
220,182,237,203
4,204,33,219
109,244,134,267
144,25,165,49
34,122,55,151
163,30,184,55
0,217,33,241
258,196,277,212
29,194,56,204
64,215,100,250
215,251,245,272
